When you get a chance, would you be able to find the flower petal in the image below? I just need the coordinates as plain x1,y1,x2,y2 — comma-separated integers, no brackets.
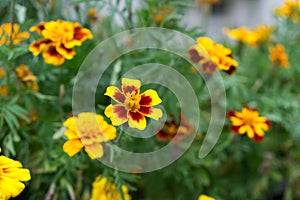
138,107,162,120
139,89,162,106
105,86,126,103
122,78,141,94
128,111,146,130
63,139,84,157
84,143,103,159
42,45,65,66
104,104,128,126
56,44,75,60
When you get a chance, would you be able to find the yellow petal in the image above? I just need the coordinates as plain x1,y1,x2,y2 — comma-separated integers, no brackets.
63,139,83,157
84,143,104,159
139,89,162,106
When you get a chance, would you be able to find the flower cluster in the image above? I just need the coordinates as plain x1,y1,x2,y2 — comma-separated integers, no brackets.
224,25,273,47
227,107,271,142
152,5,175,23
62,112,116,159
29,20,93,66
90,175,131,200
15,65,39,91
0,67,7,96
0,23,29,46
105,78,163,130
0,149,31,200
274,0,300,22
269,44,289,68
189,37,238,75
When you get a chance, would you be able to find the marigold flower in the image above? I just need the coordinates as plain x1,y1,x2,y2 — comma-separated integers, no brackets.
104,78,163,130
196,0,220,5
0,23,29,46
90,175,131,200
62,112,116,159
0,149,31,200
198,194,215,200
152,6,175,23
227,107,271,142
269,44,289,68
15,64,39,91
274,0,300,22
189,37,238,75
157,115,193,142
29,20,93,66
224,25,273,47
0,67,5,78
0,85,8,96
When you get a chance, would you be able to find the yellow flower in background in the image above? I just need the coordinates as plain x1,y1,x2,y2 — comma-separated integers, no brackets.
62,112,116,159
0,67,5,78
275,0,300,22
227,107,271,142
198,194,215,200
189,37,238,75
104,78,163,130
0,23,29,46
152,5,175,23
29,20,93,66
196,0,220,5
0,149,31,200
224,25,273,47
91,175,131,200
269,44,289,68
15,65,39,91
0,85,8,96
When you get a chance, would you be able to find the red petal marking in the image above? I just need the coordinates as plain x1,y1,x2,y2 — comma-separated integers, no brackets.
138,106,151,115
128,111,144,123
202,61,217,73
139,94,152,106
226,111,236,118
113,105,127,119
230,125,240,134
224,65,236,75
47,45,61,56
188,49,204,63
123,85,137,94
113,91,125,103
265,120,271,130
253,133,264,142
74,27,87,40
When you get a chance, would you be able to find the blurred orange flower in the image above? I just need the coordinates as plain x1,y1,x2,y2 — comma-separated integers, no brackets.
269,44,289,68
0,85,8,96
0,23,29,46
0,67,5,78
275,0,300,22
15,65,39,91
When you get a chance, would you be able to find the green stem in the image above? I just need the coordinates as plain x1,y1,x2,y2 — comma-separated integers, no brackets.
113,129,124,144
10,0,16,48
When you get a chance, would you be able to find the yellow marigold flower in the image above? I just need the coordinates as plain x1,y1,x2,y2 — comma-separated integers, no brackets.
196,0,220,5
0,23,29,46
0,149,31,200
15,64,39,91
0,67,5,79
29,20,93,66
0,85,8,96
91,175,131,200
198,194,215,200
269,44,289,68
274,0,300,22
88,7,97,18
62,112,116,159
227,107,271,142
224,25,273,47
189,37,238,75
104,78,163,130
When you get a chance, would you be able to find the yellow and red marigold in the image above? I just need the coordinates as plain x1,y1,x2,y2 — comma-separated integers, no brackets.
15,64,39,91
90,175,131,200
156,115,193,142
29,19,93,66
189,37,238,75
269,44,289,68
62,112,116,159
0,148,31,200
105,78,163,130
227,107,271,142
0,23,29,46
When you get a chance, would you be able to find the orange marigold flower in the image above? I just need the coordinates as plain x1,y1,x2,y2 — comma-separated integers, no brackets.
0,67,5,78
0,23,29,46
227,107,271,142
189,37,238,75
104,78,163,130
0,85,8,96
157,115,193,142
15,64,39,91
224,25,273,47
90,175,131,200
198,194,215,200
269,44,289,68
0,149,31,200
274,0,300,22
62,112,116,159
152,6,175,23
29,20,93,66
196,0,220,5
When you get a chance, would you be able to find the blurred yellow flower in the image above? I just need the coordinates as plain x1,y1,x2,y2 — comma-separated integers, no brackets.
198,194,215,200
269,44,289,68
88,7,97,18
15,64,39,91
0,149,31,200
29,20,93,66
224,25,273,47
0,23,29,46
0,85,8,96
227,107,271,142
152,6,175,23
91,175,131,200
196,0,220,5
62,112,116,159
0,67,5,78
104,78,163,130
275,0,300,22
189,37,238,75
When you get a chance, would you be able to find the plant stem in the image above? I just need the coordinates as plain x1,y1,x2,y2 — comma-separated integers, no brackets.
113,129,124,144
